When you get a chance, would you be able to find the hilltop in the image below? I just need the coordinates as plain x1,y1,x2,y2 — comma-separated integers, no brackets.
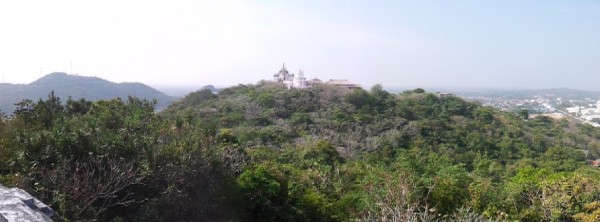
0,73,177,113
165,82,600,159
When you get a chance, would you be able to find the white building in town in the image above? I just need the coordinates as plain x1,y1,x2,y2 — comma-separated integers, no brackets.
566,106,580,114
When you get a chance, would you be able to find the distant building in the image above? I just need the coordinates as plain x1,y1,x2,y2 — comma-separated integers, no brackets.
273,63,308,89
566,107,580,114
437,92,454,98
293,70,308,89
272,63,359,90
324,79,360,90
308,78,323,86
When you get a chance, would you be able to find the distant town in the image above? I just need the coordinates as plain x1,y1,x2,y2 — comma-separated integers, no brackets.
457,89,600,127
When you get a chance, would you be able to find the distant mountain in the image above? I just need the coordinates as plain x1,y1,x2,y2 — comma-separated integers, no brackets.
0,72,177,113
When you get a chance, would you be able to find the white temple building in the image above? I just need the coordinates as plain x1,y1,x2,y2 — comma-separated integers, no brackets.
272,63,359,90
273,63,308,89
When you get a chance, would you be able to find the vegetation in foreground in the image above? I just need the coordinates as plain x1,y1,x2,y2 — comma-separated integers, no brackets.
2,82,600,221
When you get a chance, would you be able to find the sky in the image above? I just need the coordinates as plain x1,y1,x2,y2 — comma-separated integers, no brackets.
0,0,598,90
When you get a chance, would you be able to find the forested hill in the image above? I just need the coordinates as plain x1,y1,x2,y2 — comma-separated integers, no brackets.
165,82,600,162
163,82,600,220
3,82,600,221
0,72,176,112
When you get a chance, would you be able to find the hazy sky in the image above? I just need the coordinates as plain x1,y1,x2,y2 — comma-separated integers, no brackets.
0,1,598,90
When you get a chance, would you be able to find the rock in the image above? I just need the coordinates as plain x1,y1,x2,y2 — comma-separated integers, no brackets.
0,184,54,222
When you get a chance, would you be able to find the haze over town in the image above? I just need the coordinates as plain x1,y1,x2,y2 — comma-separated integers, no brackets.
0,1,598,90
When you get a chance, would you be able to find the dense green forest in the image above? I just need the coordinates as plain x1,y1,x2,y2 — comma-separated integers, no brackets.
2,82,600,221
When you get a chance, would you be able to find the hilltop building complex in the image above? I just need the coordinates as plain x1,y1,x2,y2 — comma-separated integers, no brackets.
272,63,359,89
273,64,308,89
